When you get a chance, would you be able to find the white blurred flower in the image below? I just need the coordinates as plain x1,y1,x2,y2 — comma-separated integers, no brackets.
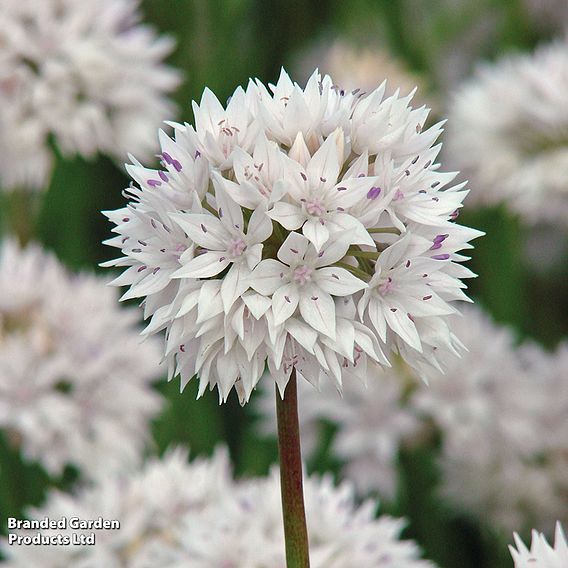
104,68,481,405
412,305,568,533
255,364,420,500
3,447,436,567
1,448,233,567
296,39,436,111
0,0,180,191
510,523,568,568
446,41,568,224
175,468,436,568
0,239,163,479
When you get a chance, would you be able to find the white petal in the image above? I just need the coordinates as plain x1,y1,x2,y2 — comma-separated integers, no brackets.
250,259,287,295
268,202,305,231
173,251,230,279
212,174,244,231
299,285,336,339
246,206,273,244
307,129,342,189
272,284,300,325
315,267,367,296
285,318,317,353
242,290,272,319
221,264,250,312
302,218,329,252
170,213,226,250
277,232,310,265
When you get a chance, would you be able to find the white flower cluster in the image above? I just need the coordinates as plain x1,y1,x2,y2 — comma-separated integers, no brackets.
0,240,163,478
255,365,420,499
104,69,481,404
510,523,568,568
413,306,568,533
0,0,180,191
445,41,568,224
2,448,436,568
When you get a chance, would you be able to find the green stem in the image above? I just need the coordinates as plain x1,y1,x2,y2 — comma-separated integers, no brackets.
367,227,400,234
276,371,310,568
346,249,380,260
335,261,371,281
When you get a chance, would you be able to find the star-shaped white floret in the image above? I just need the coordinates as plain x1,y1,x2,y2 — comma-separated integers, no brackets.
250,232,367,339
170,185,273,312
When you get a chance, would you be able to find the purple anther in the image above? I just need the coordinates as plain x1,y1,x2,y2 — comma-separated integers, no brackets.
430,242,443,250
158,171,168,182
311,296,318,301
432,254,450,260
162,152,174,164
200,223,207,233
172,160,182,172
366,186,382,200
390,308,397,312
405,260,411,268
423,160,431,169
300,172,307,181
137,265,147,272
218,208,223,218
147,179,161,188
152,267,161,274
122,217,130,222
284,296,291,303
336,186,347,191
179,344,185,352
423,295,432,300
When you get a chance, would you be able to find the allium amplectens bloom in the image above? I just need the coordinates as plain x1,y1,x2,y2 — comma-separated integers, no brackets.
2,448,436,568
104,69,481,404
0,0,180,190
510,523,568,568
446,41,568,224
0,240,163,478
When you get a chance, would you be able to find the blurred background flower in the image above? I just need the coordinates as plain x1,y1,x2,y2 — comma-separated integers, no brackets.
0,1,566,567
0,240,163,481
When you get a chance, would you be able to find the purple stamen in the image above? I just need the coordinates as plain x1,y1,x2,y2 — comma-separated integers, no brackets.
366,186,382,200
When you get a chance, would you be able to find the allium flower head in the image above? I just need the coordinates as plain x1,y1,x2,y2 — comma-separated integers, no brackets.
510,523,568,568
2,448,436,568
0,0,180,190
446,41,568,224
104,68,482,404
0,240,163,478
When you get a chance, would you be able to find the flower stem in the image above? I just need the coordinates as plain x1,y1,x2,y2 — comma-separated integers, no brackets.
335,261,371,281
276,370,310,568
